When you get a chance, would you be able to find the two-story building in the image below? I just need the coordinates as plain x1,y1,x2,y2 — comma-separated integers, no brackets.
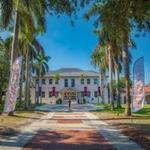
30,68,102,104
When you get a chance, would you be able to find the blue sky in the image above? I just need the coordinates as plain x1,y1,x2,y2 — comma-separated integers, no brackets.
37,13,97,71
131,35,150,84
37,13,150,84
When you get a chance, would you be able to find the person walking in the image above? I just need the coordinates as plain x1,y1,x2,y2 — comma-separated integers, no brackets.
68,99,71,109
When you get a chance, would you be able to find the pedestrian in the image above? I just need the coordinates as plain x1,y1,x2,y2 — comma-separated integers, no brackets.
68,99,71,109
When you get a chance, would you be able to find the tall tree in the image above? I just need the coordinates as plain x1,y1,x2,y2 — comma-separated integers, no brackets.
0,0,46,68
32,51,50,104
0,39,10,104
91,44,108,103
85,0,150,115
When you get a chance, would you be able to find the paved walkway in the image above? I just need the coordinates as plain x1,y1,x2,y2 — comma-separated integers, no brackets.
0,104,144,150
21,112,113,150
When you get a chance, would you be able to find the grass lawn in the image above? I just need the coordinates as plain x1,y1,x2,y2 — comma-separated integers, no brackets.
0,110,45,136
93,104,150,150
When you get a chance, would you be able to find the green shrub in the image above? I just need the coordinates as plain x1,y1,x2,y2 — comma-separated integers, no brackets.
56,98,62,104
15,99,35,111
0,99,5,113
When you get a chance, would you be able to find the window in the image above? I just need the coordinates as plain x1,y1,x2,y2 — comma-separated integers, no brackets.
42,79,46,84
87,91,91,97
55,80,59,84
94,91,98,97
71,79,75,87
42,91,45,98
49,91,52,98
81,79,84,84
36,79,39,84
94,78,98,84
87,79,90,84
64,79,68,87
49,79,53,84
81,92,84,97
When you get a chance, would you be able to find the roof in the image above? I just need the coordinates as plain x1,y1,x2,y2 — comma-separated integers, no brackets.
145,86,150,94
44,68,99,77
49,68,83,73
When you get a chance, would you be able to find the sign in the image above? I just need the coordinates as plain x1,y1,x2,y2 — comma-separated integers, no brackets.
132,57,145,112
4,56,22,113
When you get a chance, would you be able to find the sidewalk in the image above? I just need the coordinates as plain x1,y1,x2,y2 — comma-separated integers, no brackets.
0,104,144,150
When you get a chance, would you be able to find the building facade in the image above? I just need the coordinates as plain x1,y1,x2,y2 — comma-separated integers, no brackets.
31,68,103,104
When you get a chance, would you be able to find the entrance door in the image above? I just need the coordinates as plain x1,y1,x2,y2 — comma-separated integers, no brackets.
61,88,77,102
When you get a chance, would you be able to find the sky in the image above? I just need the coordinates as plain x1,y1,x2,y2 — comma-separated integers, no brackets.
37,13,97,71
0,10,150,84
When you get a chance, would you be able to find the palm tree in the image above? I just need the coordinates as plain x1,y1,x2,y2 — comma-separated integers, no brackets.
85,0,150,115
0,0,46,112
0,0,86,70
53,73,60,85
0,39,10,104
84,0,138,115
91,44,108,104
33,51,50,104
24,37,48,109
111,40,123,108
0,0,46,68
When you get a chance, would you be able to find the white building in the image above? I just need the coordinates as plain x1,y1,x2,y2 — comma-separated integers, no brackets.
31,68,106,104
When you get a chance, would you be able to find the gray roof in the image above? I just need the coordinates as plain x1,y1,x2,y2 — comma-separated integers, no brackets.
44,68,99,77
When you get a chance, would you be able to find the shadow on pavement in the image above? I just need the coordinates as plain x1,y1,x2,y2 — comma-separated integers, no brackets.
21,130,114,150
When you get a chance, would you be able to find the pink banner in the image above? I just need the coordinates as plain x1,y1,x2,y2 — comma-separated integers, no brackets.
4,56,22,113
132,57,145,112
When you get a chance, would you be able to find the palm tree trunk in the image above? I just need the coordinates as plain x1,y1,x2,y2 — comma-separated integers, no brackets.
35,85,37,105
123,33,131,116
108,46,114,110
28,62,32,106
115,67,121,108
37,74,40,105
0,86,3,105
18,59,24,110
99,69,104,104
7,11,20,115
10,11,20,70
25,48,30,110
40,75,42,104
98,69,101,104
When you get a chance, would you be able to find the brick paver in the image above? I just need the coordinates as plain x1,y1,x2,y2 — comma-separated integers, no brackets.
21,130,113,150
21,112,114,150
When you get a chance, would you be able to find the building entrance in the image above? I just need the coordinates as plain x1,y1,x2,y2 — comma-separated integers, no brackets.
61,88,79,101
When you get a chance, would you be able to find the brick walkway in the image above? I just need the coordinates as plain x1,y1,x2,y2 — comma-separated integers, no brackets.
21,112,114,150
0,104,143,150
